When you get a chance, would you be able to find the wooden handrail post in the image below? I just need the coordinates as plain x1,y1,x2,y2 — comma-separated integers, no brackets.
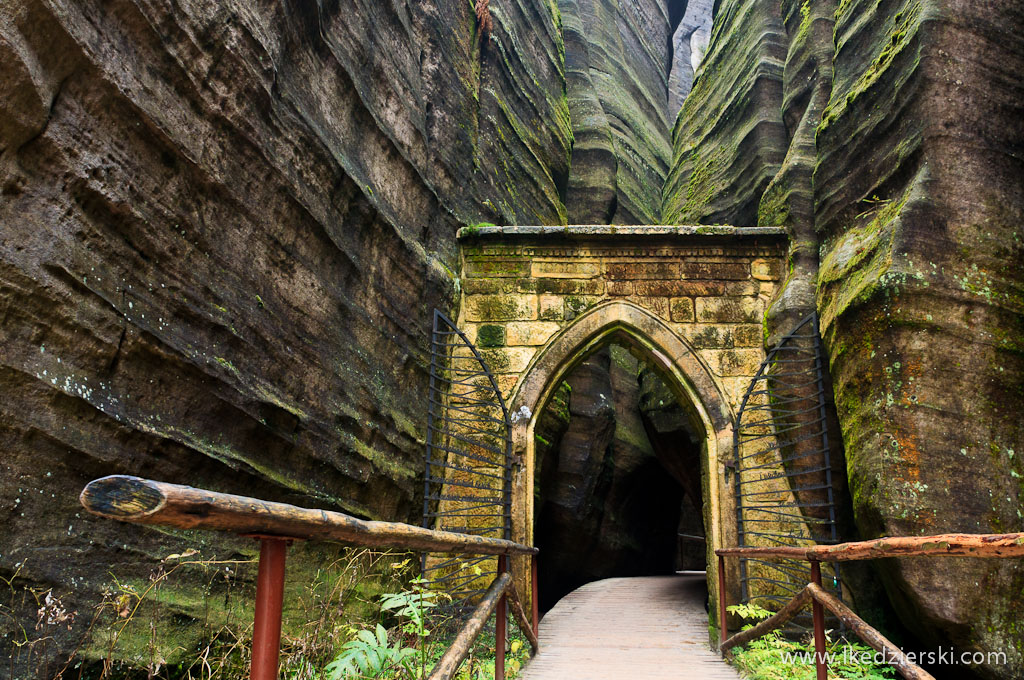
496,555,508,680
531,554,540,638
251,537,289,680
810,560,827,680
717,554,728,653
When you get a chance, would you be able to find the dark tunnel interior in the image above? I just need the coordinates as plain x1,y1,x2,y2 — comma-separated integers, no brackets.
532,341,707,612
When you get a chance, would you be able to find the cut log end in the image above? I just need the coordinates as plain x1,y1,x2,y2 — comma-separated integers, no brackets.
80,475,166,519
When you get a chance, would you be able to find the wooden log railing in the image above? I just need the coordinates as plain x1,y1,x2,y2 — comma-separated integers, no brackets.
80,476,540,680
715,532,1024,680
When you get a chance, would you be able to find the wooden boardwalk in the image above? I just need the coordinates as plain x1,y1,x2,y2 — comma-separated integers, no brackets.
519,573,741,680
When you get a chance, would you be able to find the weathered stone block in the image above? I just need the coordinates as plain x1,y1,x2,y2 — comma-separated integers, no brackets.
463,278,510,295
563,295,603,320
466,294,538,322
516,278,605,295
696,297,762,323
496,374,520,402
725,281,759,296
632,296,670,319
539,295,563,321
636,280,730,296
750,258,781,281
607,280,634,296
465,258,531,278
681,262,749,280
734,324,762,347
682,324,759,349
477,324,506,347
706,348,765,376
631,280,681,296
606,261,680,280
480,347,537,374
723,377,756,410
532,261,600,278
682,324,734,349
505,321,561,346
669,297,695,322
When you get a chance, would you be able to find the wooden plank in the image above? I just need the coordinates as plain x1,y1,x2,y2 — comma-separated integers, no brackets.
716,532,1024,561
427,573,511,680
806,583,936,680
519,575,741,680
80,476,537,555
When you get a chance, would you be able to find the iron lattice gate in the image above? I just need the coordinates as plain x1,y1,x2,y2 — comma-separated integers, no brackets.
421,309,513,613
733,312,843,621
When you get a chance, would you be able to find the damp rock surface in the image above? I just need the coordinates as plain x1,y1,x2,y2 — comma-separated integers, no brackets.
0,0,570,671
559,0,675,224
534,346,686,611
663,0,1024,675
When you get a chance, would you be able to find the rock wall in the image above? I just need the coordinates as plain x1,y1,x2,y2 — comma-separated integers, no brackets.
0,0,570,673
668,0,713,116
663,0,1024,676
559,0,675,223
816,2,1024,675
661,0,788,226
638,363,706,570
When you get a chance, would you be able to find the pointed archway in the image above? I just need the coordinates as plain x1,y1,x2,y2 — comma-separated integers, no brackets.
505,300,736,623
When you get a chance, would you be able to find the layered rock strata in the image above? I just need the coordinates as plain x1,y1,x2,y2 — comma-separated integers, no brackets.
534,346,686,611
0,0,570,672
668,0,713,116
559,0,675,223
663,0,1024,675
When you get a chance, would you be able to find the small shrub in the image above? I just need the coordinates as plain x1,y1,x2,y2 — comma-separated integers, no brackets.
727,604,896,680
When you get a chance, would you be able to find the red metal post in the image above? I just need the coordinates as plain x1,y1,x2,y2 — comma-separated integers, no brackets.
717,554,729,653
810,560,828,680
496,555,507,680
251,538,289,680
531,554,540,638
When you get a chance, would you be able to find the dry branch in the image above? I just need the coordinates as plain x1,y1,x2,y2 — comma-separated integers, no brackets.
507,580,540,652
80,476,537,555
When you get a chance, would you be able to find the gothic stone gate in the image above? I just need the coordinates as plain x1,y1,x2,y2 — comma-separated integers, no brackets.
448,225,792,622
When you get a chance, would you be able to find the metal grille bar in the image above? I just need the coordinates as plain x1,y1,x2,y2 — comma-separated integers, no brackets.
733,313,843,627
422,309,513,617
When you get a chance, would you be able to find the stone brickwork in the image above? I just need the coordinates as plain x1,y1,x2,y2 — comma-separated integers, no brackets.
445,225,793,619
457,226,787,412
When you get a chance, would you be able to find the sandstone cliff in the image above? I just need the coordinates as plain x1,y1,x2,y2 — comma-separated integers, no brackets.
534,346,689,610
668,0,713,116
0,0,570,672
559,0,676,223
663,0,1024,676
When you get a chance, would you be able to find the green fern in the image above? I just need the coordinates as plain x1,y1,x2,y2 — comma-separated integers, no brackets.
379,580,444,639
728,602,774,622
324,624,417,679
